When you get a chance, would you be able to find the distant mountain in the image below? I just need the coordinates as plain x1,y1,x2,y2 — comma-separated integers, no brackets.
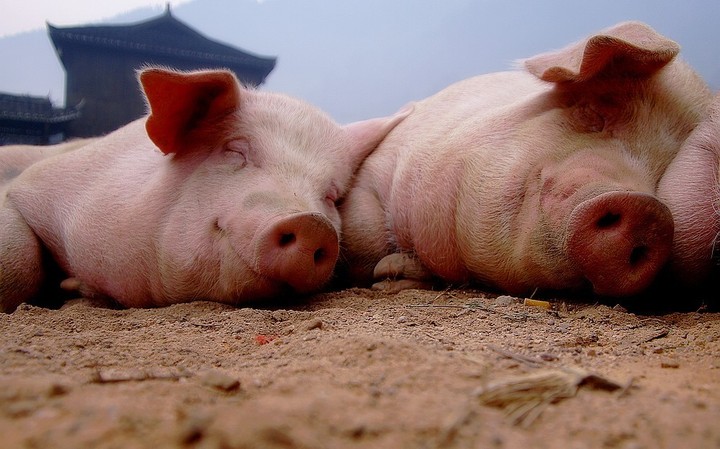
1,0,718,123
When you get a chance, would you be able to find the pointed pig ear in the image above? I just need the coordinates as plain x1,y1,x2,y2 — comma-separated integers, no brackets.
523,21,680,83
140,67,242,154
342,103,413,168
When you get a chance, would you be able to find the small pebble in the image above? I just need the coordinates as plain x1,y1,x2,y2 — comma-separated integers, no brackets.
282,317,323,335
660,359,680,369
178,412,212,445
298,317,323,331
495,295,514,306
47,383,69,397
198,370,240,392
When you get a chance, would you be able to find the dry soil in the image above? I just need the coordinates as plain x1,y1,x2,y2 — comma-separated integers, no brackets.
1,287,718,449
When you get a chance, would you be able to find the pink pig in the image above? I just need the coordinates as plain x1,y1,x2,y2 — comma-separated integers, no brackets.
657,93,720,293
0,139,95,188
0,67,407,311
340,22,712,298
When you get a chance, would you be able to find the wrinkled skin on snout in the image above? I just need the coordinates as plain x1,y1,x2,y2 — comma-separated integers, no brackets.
340,21,712,298
0,67,408,312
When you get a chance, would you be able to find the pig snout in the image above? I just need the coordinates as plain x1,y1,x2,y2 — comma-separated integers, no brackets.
566,191,674,297
255,212,339,292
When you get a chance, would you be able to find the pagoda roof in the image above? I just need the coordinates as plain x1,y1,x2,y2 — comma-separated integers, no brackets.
47,7,276,74
0,93,81,124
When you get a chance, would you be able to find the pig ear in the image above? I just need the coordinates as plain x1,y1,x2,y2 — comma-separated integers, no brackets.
524,21,680,83
140,67,241,154
343,104,413,166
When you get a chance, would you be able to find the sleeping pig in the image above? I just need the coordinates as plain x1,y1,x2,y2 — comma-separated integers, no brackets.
339,21,712,298
0,67,408,311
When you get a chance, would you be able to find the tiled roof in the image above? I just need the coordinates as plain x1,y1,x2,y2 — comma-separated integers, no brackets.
0,93,81,123
48,8,276,73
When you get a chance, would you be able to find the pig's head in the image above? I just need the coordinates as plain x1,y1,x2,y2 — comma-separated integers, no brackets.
657,93,720,290
138,67,407,306
457,22,710,297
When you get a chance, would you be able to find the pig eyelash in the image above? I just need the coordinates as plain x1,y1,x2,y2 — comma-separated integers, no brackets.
223,139,250,168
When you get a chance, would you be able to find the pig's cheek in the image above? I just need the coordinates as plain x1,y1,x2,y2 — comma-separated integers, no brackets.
319,203,341,232
537,168,602,231
211,211,259,269
214,203,252,253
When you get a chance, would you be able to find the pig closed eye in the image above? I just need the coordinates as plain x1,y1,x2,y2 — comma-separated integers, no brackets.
325,184,340,208
224,139,250,168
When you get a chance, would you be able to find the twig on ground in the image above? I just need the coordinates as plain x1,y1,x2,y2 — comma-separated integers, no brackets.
642,328,670,343
486,344,546,368
430,286,454,303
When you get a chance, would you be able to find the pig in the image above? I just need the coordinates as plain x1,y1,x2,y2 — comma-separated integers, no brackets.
657,93,720,292
0,139,95,188
0,67,408,312
339,21,712,298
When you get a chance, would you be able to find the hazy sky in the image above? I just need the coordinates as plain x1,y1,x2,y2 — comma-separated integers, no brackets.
0,0,192,37
1,0,718,124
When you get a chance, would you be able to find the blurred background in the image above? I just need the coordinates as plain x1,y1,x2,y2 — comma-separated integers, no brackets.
0,0,718,140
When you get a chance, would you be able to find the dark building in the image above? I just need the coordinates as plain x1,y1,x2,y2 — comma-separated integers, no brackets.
0,93,81,145
48,6,276,138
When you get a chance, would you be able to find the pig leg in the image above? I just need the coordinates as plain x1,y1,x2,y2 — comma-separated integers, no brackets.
339,185,395,285
342,187,437,291
0,203,45,312
657,95,720,286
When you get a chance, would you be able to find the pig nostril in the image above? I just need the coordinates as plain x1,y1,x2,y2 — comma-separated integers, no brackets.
629,245,648,266
314,248,326,264
279,233,296,247
596,212,621,229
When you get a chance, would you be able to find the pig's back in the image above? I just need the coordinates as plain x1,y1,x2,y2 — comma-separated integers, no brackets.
5,119,164,277
366,72,548,279
378,71,548,166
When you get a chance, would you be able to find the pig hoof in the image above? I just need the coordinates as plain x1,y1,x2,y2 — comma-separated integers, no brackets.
371,253,435,292
60,277,113,304
373,253,433,281
60,277,82,292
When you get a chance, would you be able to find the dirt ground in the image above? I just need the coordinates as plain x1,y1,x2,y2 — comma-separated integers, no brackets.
0,287,718,449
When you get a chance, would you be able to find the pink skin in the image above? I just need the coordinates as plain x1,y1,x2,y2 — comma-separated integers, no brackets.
254,212,339,292
341,21,711,298
566,192,673,296
0,67,409,311
0,139,95,187
657,93,720,288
